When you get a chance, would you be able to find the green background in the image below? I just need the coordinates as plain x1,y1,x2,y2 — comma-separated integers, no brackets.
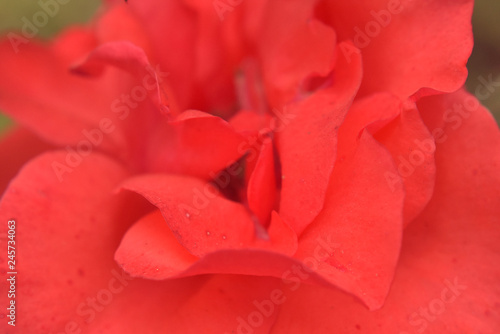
0,0,499,132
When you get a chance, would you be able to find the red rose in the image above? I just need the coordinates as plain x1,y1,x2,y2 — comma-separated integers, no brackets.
1,0,499,333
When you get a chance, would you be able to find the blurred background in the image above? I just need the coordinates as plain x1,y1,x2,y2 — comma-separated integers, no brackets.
0,0,498,133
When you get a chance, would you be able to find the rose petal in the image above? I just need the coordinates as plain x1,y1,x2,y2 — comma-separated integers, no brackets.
147,110,248,179
374,105,436,226
276,41,362,235
0,30,113,146
259,18,337,106
0,151,151,333
229,110,273,135
71,40,171,115
163,275,282,334
0,127,53,195
296,135,404,311
0,31,163,164
181,0,242,115
0,11,177,165
116,208,298,280
122,0,236,113
115,210,198,279
247,138,278,226
83,274,282,334
120,173,256,257
96,4,153,54
318,0,473,98
295,94,407,310
121,173,298,257
268,89,500,332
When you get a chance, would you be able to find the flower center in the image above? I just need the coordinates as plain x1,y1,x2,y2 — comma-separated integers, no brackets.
211,131,281,237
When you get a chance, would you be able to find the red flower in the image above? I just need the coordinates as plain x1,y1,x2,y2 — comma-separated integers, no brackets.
1,0,499,333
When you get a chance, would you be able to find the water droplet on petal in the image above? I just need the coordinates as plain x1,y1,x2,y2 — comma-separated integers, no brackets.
206,231,211,236
222,235,227,240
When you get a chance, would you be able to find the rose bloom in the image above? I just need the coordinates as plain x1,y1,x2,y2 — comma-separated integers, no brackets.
1,0,499,333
